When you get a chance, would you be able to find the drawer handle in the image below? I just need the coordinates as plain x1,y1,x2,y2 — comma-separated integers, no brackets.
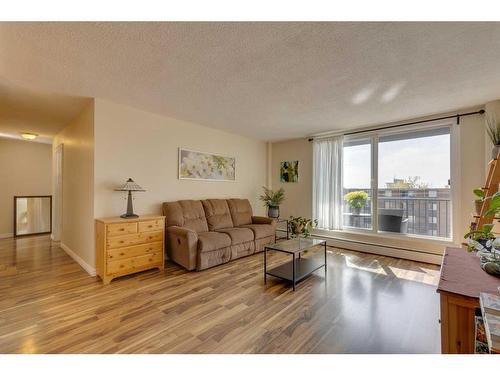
149,247,153,250
120,252,125,256
119,228,125,231
148,225,153,228
120,264,124,268
119,241,124,244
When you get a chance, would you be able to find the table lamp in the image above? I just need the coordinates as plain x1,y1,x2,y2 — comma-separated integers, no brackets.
115,178,145,218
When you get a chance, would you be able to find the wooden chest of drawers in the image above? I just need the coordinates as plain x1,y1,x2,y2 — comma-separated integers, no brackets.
95,215,165,284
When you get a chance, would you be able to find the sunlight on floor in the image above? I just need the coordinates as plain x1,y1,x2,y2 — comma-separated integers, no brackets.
345,257,387,276
387,265,439,286
342,252,439,286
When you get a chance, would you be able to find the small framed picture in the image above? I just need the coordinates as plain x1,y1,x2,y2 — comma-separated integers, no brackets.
280,160,299,183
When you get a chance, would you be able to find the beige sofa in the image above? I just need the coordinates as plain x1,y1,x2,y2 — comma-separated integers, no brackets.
162,198,276,271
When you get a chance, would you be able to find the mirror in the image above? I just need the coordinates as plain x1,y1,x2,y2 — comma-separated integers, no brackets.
14,196,52,237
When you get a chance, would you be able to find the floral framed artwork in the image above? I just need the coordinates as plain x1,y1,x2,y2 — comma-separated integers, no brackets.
280,160,299,183
178,148,236,181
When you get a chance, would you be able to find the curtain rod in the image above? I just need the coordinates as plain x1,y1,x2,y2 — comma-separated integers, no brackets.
307,109,485,142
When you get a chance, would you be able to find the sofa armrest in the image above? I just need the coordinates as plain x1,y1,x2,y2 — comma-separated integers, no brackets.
167,226,198,271
252,216,276,226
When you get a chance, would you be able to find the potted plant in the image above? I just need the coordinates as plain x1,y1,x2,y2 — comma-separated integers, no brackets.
473,188,486,215
486,114,500,160
344,191,369,215
259,187,285,219
288,216,318,238
464,224,500,276
464,223,495,252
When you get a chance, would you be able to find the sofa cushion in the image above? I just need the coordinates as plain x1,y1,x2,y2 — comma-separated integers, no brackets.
163,200,208,233
215,227,254,245
230,241,255,260
201,199,234,231
239,223,274,240
227,199,253,226
198,231,231,253
197,247,231,270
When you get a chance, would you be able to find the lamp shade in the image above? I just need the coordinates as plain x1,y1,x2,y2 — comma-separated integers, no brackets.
115,178,145,192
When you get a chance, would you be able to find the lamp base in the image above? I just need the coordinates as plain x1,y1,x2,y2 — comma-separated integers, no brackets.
120,213,139,219
121,190,139,219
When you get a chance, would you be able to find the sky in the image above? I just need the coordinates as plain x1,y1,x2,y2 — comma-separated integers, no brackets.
343,134,450,189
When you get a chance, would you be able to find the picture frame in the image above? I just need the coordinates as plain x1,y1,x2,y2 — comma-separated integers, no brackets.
178,148,236,182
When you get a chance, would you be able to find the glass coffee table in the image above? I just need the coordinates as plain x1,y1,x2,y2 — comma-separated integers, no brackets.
264,238,327,291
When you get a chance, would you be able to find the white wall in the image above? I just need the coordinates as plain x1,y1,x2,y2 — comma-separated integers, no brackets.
271,107,487,261
0,138,52,237
93,98,268,220
53,101,95,272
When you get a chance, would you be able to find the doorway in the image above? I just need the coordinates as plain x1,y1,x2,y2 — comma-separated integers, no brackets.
52,144,63,241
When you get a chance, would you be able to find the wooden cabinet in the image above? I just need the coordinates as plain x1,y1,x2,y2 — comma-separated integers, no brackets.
96,215,165,284
437,247,500,353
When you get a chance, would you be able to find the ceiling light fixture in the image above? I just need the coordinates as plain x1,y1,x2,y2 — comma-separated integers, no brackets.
21,132,38,140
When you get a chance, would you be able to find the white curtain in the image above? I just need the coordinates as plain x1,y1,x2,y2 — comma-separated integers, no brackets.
313,135,344,230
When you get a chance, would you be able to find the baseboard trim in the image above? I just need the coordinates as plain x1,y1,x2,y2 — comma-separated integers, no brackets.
0,233,13,239
314,234,443,265
60,242,96,276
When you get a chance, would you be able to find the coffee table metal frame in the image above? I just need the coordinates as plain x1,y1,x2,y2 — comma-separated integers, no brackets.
264,238,327,291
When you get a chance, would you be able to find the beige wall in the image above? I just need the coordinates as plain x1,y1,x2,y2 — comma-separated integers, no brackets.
271,107,487,258
271,138,313,219
53,101,95,270
93,98,268,221
0,138,52,236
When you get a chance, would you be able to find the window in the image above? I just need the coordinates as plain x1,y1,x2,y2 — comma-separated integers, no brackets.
341,125,452,239
342,138,372,230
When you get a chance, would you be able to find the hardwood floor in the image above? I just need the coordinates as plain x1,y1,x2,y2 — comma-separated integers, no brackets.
0,235,441,353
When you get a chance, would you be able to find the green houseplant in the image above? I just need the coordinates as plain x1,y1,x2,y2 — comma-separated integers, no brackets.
288,216,318,238
464,223,495,252
473,188,486,215
486,114,500,160
344,191,369,215
466,187,500,276
259,187,285,218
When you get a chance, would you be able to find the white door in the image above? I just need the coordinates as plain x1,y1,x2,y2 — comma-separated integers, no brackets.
53,144,63,241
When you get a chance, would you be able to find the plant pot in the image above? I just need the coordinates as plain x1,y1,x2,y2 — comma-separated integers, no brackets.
475,200,483,215
492,145,500,160
267,205,280,219
352,207,361,215
478,238,493,252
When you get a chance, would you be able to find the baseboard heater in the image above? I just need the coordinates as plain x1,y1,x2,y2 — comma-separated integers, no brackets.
310,233,445,265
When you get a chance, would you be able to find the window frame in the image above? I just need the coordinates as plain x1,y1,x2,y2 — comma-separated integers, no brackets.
341,120,454,241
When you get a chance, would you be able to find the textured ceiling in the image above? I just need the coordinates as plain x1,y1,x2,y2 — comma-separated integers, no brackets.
1,22,500,142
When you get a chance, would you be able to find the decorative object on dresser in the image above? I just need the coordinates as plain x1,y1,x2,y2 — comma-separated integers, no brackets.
437,247,500,353
259,186,285,219
115,178,145,218
95,215,165,284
